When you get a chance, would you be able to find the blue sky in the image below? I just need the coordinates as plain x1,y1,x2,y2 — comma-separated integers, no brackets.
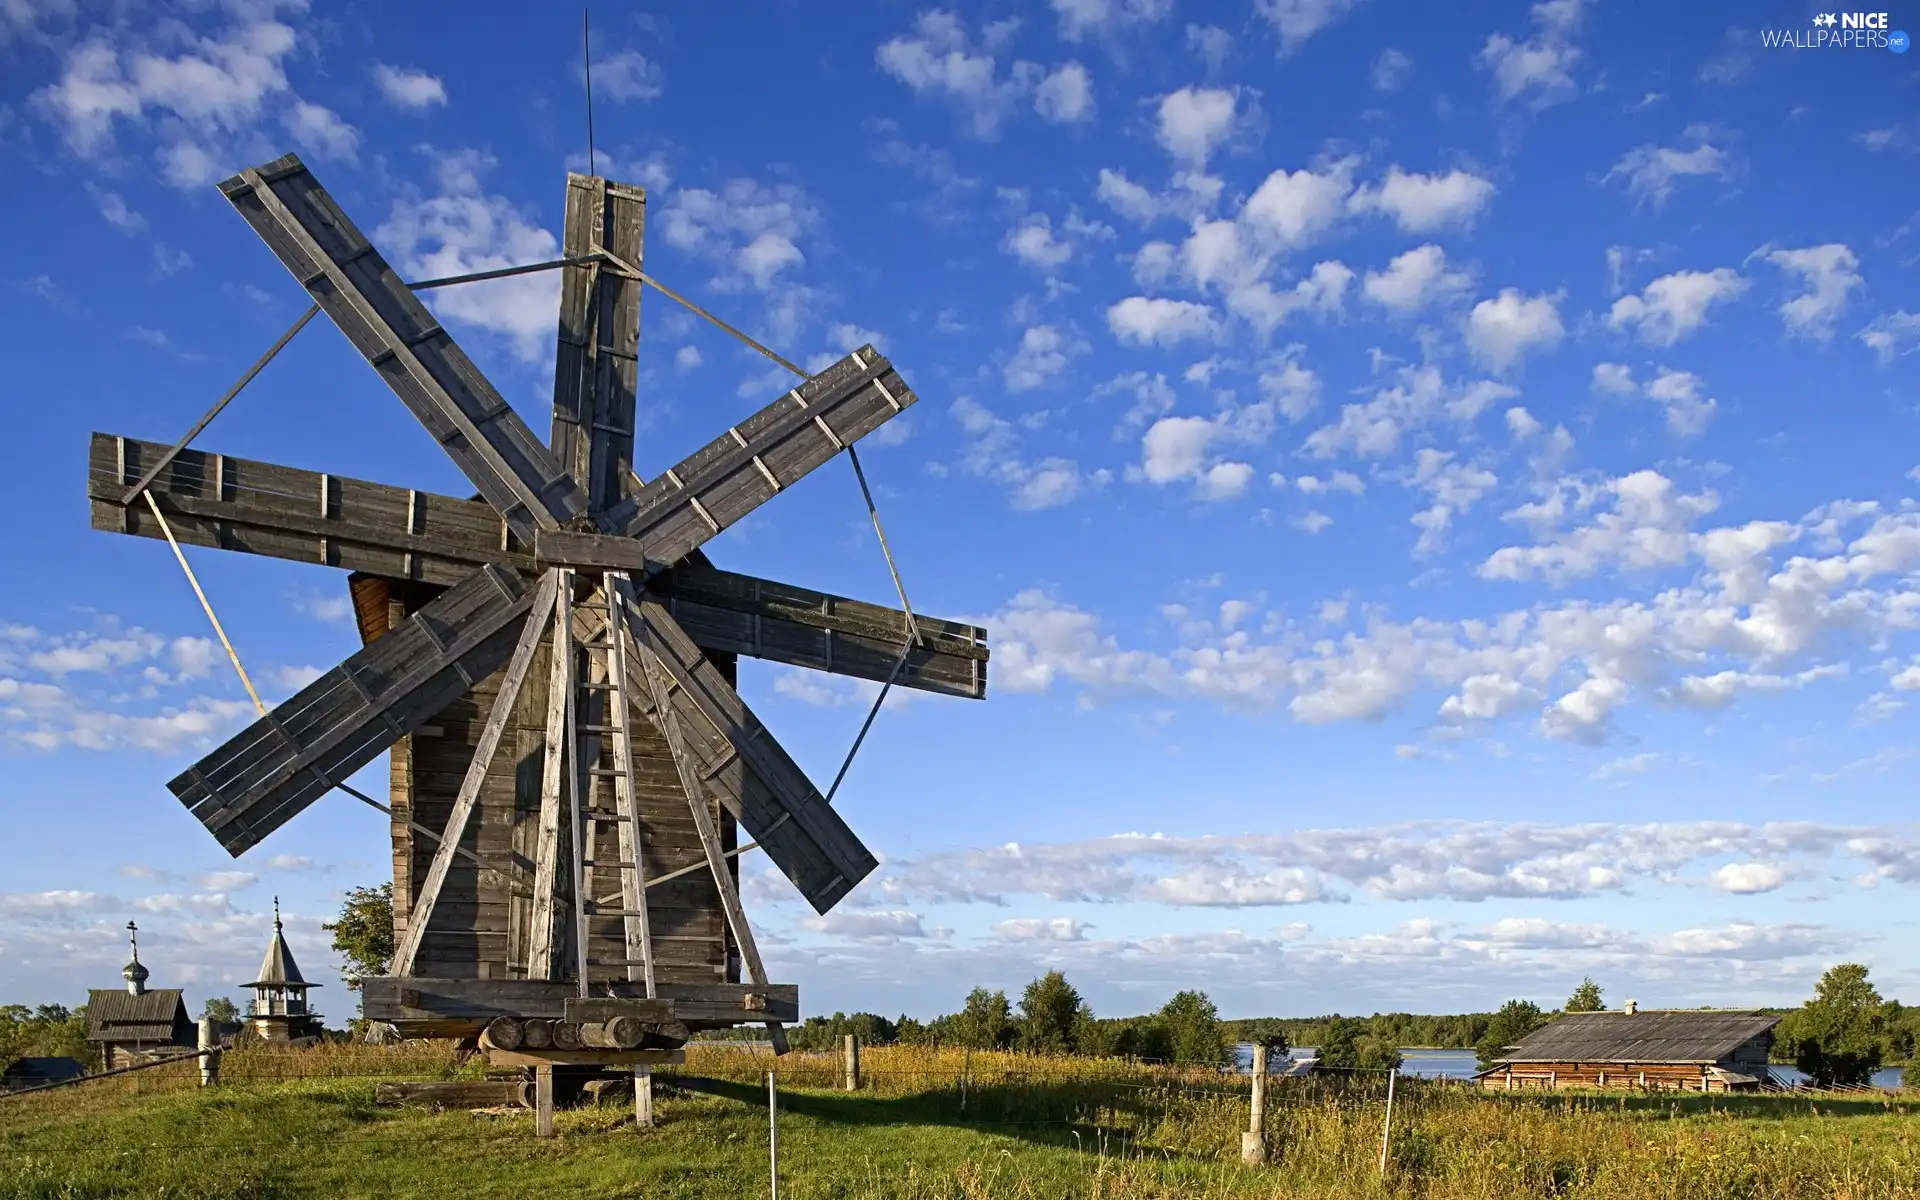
2,0,1918,1026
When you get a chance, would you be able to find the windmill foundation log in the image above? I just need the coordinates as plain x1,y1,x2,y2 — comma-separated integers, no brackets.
85,150,992,1088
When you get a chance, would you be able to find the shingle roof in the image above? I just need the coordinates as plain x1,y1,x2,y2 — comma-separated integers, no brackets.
85,988,192,1044
245,926,314,989
1498,1010,1779,1065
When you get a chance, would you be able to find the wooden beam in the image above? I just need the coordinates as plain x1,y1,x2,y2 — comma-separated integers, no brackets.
390,569,560,977
621,586,876,914
170,564,537,855
635,638,788,1054
488,1048,685,1069
604,574,655,994
551,174,645,514
528,576,574,980
90,434,989,697
218,154,584,540
360,977,797,1025
599,348,917,560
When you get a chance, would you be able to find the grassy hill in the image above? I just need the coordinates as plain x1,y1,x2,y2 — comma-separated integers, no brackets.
2,1042,1916,1199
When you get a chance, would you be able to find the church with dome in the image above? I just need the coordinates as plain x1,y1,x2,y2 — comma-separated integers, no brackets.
243,898,324,1044
85,921,195,1070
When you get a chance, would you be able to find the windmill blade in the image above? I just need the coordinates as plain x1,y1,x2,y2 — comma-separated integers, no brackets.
596,347,915,561
615,583,877,915
91,433,990,699
171,564,538,855
218,155,584,541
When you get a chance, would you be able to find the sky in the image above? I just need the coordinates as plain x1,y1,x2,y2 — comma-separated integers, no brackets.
1,0,1918,1028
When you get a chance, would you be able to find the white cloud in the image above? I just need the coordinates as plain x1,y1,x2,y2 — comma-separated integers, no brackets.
282,100,358,161
1712,862,1787,894
1256,0,1371,54
1051,0,1172,40
1108,296,1219,346
1004,324,1085,392
372,63,446,110
376,150,563,362
1096,168,1164,225
992,916,1092,942
1466,288,1565,372
1643,368,1718,438
1477,0,1586,107
1859,312,1920,363
1362,244,1472,313
1371,48,1412,91
1155,87,1239,165
1591,362,1636,395
1003,213,1072,269
801,909,930,943
675,345,702,370
1349,167,1496,233
589,47,664,102
1242,158,1356,249
1481,468,1718,584
1035,61,1094,123
1608,268,1748,346
1763,244,1862,341
951,397,1111,510
1605,141,1735,208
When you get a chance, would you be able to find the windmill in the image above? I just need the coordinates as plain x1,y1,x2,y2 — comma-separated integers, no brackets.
85,154,988,1123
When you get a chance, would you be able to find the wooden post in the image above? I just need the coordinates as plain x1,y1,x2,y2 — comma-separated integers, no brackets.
1378,1067,1398,1177
960,1045,970,1113
1241,1042,1268,1164
535,1064,556,1139
197,1017,221,1088
767,1070,780,1200
843,1033,861,1092
635,1065,654,1128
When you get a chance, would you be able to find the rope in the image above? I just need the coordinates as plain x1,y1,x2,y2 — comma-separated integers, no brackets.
144,492,266,717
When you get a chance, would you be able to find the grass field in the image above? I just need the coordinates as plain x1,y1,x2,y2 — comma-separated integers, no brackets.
2,1043,1916,1199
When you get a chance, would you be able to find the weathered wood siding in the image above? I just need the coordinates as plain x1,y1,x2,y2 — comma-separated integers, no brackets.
388,584,733,988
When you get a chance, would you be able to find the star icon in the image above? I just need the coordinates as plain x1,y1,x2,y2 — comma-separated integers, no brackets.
1813,12,1838,26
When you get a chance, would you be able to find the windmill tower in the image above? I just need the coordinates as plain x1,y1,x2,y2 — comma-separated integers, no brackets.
87,153,989,1126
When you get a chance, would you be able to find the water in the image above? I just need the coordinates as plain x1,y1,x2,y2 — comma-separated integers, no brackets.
1232,1045,1906,1090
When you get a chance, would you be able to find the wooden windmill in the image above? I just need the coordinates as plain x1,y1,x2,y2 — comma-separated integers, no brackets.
85,154,989,1105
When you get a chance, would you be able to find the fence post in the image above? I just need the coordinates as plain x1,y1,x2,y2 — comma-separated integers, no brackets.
843,1033,861,1092
197,1017,221,1088
1241,1042,1268,1164
635,1065,654,1128
1378,1066,1398,1177
767,1070,780,1200
960,1045,971,1113
534,1064,555,1139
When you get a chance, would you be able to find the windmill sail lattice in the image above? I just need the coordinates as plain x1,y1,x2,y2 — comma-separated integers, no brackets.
87,153,989,1051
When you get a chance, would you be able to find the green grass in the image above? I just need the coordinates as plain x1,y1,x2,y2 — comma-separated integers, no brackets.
2,1045,1916,1199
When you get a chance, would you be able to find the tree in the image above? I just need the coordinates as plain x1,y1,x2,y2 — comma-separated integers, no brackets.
201,997,240,1024
1786,963,1886,1088
1016,971,1087,1055
954,988,1014,1050
1475,999,1547,1069
1313,1015,1398,1070
1566,978,1605,1013
324,883,394,992
1157,990,1226,1066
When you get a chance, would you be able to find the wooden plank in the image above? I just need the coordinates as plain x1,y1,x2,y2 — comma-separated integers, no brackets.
361,977,797,1024
218,155,584,540
637,642,788,1052
391,569,559,976
601,349,915,560
169,565,536,854
489,1048,685,1069
528,580,572,979
622,588,876,913
603,575,654,993
550,174,645,514
374,1080,527,1108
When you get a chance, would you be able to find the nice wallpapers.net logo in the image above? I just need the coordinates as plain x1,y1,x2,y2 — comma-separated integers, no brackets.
1762,11,1911,51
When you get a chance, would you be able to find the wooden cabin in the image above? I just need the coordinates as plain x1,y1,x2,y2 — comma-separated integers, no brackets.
1475,1005,1779,1092
85,921,196,1070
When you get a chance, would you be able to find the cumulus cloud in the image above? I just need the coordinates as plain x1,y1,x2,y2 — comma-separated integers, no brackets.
1035,61,1094,123
1051,0,1172,40
1156,86,1240,165
372,63,446,109
1608,268,1747,346
1256,0,1371,54
1362,244,1472,313
1763,244,1862,341
1466,288,1565,372
950,397,1111,510
1606,140,1735,208
1004,324,1086,392
1108,296,1219,346
1477,0,1586,108
1859,311,1920,364
1349,167,1496,233
877,12,1083,139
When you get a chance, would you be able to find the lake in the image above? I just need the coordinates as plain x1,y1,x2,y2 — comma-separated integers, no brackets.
1233,1045,1907,1090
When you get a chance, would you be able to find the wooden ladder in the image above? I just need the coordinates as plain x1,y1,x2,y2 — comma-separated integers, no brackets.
573,571,656,997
